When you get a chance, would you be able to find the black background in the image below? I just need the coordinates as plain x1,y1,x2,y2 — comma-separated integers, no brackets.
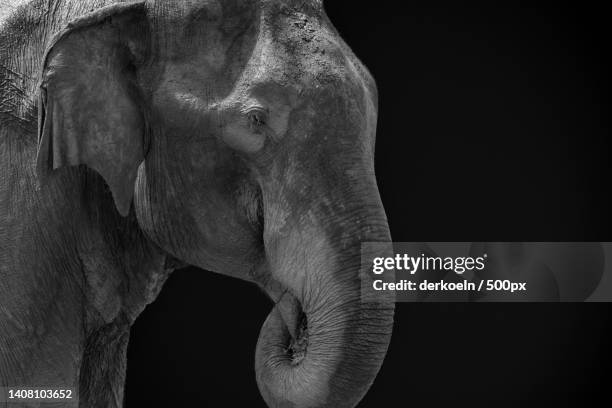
125,2,611,407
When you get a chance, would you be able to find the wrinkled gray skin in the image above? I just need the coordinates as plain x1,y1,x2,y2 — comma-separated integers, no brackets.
0,1,394,407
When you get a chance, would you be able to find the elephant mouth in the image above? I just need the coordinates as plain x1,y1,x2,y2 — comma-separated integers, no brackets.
273,289,309,365
285,311,308,365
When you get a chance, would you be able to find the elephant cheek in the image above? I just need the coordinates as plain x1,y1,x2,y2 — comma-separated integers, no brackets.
222,122,266,153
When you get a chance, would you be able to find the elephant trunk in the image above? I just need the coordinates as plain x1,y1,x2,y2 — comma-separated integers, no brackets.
255,186,395,408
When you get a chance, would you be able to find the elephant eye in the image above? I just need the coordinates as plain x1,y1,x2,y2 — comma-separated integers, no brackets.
246,107,268,132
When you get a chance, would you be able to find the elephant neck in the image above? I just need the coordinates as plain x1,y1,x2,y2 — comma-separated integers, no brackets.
0,160,171,402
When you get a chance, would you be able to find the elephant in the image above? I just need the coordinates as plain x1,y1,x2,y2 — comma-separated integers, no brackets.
0,1,394,407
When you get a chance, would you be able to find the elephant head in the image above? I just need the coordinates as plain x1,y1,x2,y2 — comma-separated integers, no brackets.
36,1,394,406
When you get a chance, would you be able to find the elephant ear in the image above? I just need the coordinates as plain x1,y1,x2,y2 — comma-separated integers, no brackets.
37,2,149,217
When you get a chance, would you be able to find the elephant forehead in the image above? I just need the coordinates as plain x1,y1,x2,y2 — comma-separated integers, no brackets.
146,0,375,129
259,4,368,91
146,0,356,76
148,0,223,21
148,0,255,49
